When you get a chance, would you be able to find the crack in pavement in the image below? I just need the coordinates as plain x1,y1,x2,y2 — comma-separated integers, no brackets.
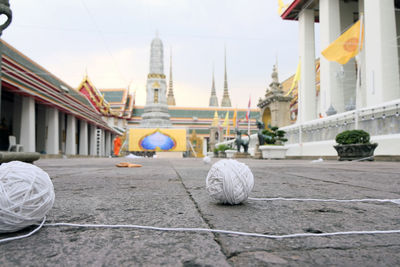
170,162,233,264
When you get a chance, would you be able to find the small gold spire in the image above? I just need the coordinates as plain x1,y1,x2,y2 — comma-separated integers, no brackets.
212,111,219,126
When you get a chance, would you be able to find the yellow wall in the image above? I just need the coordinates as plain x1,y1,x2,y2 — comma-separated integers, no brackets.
262,108,271,128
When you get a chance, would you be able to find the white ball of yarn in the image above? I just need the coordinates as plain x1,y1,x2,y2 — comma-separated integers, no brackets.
206,159,254,205
0,161,55,233
203,156,211,164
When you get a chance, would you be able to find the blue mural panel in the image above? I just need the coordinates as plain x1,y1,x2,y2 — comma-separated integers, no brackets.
140,131,176,151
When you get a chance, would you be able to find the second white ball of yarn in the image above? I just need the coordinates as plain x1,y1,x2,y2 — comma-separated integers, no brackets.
0,161,55,233
203,156,211,164
206,159,254,205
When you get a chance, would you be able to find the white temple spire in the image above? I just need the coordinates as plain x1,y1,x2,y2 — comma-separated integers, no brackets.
209,64,219,107
221,46,232,107
167,48,176,106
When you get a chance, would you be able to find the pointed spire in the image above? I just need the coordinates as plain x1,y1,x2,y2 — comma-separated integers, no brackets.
212,111,219,127
221,46,232,107
167,48,176,106
209,64,219,107
269,64,283,93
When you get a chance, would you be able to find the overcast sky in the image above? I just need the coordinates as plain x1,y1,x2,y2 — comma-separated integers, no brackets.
3,0,321,108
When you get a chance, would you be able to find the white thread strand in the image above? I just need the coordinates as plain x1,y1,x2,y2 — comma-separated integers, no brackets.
248,197,400,204
2,220,400,244
0,217,46,244
2,194,400,244
42,222,400,239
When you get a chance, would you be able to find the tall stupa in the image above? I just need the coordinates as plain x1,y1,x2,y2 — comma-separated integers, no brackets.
140,35,172,127
208,69,219,107
167,50,176,106
221,48,232,107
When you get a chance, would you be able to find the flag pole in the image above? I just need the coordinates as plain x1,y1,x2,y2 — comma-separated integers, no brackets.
355,14,364,130
247,95,251,135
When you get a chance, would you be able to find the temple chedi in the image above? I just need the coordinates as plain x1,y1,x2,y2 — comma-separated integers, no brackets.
140,35,172,127
220,49,232,107
208,70,219,107
258,65,292,128
167,51,176,106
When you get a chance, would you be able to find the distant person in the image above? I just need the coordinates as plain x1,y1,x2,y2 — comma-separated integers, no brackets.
113,136,122,156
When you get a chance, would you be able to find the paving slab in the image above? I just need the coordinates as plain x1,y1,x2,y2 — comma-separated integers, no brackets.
0,158,399,266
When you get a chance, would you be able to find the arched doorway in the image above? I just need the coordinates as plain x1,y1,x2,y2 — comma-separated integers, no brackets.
262,108,271,129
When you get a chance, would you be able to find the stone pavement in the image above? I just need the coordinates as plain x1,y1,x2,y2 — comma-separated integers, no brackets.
1,158,400,266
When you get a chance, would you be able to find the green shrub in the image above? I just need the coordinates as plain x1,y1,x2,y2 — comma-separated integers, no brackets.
262,126,288,145
216,144,230,152
335,130,370,145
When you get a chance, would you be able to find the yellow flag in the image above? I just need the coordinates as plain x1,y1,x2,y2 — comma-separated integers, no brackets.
278,0,289,15
322,19,364,65
222,111,230,135
232,109,237,128
285,61,301,97
222,111,229,126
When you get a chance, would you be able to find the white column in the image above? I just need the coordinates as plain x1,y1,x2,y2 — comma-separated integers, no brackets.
320,0,342,115
12,94,21,142
65,114,76,155
20,96,35,152
365,0,400,106
89,124,97,156
299,9,317,122
60,113,66,154
105,131,111,156
101,129,106,156
36,106,46,153
46,107,59,155
358,0,367,108
340,1,358,111
79,120,88,155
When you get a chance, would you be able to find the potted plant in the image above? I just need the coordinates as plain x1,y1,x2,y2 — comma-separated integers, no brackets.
259,126,289,159
334,130,378,161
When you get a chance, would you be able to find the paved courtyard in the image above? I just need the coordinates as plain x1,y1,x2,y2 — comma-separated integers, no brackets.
1,157,400,266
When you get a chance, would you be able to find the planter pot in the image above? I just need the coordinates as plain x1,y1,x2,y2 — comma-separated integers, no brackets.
334,143,378,161
207,152,214,158
218,151,226,158
225,150,236,158
259,145,288,159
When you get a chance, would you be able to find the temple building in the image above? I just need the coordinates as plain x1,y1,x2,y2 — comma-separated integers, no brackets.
278,0,400,157
126,35,258,154
0,40,122,156
99,88,135,119
0,34,259,157
129,106,258,139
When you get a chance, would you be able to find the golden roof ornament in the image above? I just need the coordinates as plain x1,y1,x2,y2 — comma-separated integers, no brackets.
211,111,219,127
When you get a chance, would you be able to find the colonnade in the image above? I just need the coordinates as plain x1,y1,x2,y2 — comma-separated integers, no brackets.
12,94,114,156
298,0,400,122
